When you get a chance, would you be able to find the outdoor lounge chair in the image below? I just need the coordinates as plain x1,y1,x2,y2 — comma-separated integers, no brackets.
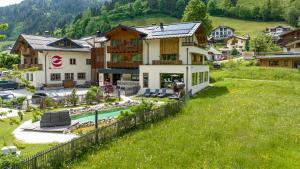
158,89,167,98
151,89,160,97
169,92,180,100
144,88,151,97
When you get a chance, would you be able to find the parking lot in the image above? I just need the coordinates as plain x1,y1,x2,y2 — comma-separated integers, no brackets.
3,88,90,99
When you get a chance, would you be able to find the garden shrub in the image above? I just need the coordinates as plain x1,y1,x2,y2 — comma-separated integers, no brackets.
0,153,22,169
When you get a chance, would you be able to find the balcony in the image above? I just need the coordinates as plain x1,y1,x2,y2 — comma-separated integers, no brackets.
182,42,206,48
152,60,182,65
107,61,142,69
18,64,43,70
192,61,204,65
107,45,142,53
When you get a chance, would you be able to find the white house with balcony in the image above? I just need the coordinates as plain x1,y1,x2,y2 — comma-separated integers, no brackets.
210,26,235,41
96,22,210,95
11,35,92,88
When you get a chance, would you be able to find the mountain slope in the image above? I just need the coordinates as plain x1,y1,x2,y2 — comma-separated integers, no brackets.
0,0,104,40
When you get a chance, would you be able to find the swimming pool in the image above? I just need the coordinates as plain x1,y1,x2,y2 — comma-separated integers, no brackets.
72,109,129,124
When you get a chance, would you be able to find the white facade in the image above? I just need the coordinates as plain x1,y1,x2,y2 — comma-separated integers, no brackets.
140,36,209,95
210,26,235,40
139,65,209,95
226,36,248,51
22,51,91,88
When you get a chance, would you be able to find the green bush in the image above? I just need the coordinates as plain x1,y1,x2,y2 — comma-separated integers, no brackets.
68,89,79,106
0,153,22,168
131,101,153,114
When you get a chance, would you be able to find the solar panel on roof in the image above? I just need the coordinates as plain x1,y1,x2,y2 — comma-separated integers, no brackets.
152,30,191,36
154,23,196,31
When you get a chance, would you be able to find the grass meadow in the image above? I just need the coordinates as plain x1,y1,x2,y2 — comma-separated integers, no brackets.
0,113,56,157
67,67,300,169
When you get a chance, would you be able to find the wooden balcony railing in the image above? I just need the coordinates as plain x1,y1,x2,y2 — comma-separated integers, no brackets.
107,45,142,53
152,60,182,65
18,64,43,70
107,61,142,68
192,61,204,65
182,42,206,48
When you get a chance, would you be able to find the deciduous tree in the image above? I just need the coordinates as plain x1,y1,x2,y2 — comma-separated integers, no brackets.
182,0,212,35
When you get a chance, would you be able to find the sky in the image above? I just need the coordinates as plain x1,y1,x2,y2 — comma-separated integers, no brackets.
0,0,23,7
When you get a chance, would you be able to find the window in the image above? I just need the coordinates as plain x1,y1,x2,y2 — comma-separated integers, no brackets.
30,73,33,82
51,73,61,81
131,74,139,81
204,72,209,82
269,60,279,66
132,54,143,62
160,54,178,61
216,32,219,35
192,73,198,86
86,59,91,65
160,73,184,89
183,36,194,43
77,73,86,80
143,73,149,88
112,54,123,62
26,73,29,81
65,73,74,80
70,58,76,65
111,39,121,47
199,72,204,84
131,38,142,46
24,59,27,64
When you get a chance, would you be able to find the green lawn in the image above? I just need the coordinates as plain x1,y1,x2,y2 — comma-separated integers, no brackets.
0,41,14,50
67,68,300,169
112,14,288,37
210,16,289,36
0,112,56,157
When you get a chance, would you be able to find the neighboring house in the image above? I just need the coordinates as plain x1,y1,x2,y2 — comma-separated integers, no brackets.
95,22,210,95
258,29,300,69
11,34,92,88
210,26,235,41
208,47,223,61
266,25,292,40
226,35,249,51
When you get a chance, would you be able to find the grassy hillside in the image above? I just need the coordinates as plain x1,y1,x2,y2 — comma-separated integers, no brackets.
113,14,288,37
210,16,289,36
115,14,180,27
216,0,288,8
67,67,300,168
0,41,14,50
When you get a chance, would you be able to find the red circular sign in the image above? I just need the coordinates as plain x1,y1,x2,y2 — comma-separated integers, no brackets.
51,55,62,67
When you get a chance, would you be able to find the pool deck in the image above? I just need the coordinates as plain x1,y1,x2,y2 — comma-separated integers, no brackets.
21,120,79,133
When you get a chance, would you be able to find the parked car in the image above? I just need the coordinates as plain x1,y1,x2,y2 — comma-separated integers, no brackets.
31,92,65,104
0,93,15,101
0,81,19,90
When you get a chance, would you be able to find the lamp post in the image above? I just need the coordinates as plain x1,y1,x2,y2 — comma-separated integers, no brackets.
95,110,99,129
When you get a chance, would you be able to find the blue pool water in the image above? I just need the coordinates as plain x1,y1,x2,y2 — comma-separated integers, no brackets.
72,109,129,124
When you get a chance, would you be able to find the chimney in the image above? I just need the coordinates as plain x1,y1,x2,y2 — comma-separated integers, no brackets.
160,23,164,30
96,31,102,37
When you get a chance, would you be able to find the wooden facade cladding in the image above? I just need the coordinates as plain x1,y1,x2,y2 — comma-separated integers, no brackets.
18,64,43,70
195,26,208,47
259,58,300,68
279,29,300,46
107,61,142,68
160,38,179,55
152,60,182,65
107,45,142,53
91,48,105,69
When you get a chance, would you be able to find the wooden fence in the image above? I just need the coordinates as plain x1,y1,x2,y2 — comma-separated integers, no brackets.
12,99,186,169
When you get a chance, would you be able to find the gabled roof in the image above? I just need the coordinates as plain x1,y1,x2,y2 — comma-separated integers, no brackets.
105,24,147,38
11,34,92,53
226,35,249,41
208,47,222,55
280,28,300,37
257,53,300,59
105,22,203,40
212,26,235,32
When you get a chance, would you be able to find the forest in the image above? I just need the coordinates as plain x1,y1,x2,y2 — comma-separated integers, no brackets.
61,0,299,39
0,0,104,40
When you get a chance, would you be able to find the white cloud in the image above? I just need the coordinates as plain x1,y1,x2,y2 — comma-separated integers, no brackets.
0,0,23,7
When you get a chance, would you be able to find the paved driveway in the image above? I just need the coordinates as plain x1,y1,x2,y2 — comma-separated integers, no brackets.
3,88,89,99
